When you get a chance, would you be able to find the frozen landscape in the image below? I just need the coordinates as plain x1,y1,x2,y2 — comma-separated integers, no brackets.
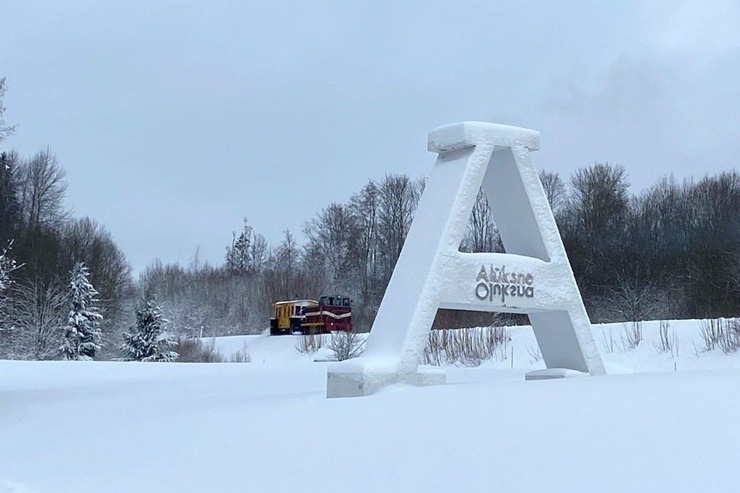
3,3,740,493
2,319,740,493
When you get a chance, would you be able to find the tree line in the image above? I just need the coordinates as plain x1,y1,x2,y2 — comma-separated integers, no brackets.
139,163,740,338
2,76,740,362
556,164,740,321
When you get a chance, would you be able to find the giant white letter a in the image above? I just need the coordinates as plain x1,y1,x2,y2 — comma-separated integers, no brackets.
327,122,605,398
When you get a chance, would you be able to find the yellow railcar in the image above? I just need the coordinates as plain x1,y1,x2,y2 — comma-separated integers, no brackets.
269,299,318,335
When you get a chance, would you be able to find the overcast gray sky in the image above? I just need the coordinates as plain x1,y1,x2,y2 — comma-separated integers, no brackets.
2,0,740,274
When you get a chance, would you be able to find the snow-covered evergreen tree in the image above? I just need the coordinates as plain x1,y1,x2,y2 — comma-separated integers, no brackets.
0,243,15,293
121,297,178,362
0,241,19,327
61,262,103,360
225,218,252,273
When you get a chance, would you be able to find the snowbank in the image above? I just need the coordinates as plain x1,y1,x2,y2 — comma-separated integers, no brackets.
3,319,740,492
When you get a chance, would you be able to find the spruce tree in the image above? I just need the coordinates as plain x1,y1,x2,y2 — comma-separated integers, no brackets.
225,218,252,273
1,241,18,326
61,262,103,360
0,241,17,293
121,297,178,362
0,152,21,243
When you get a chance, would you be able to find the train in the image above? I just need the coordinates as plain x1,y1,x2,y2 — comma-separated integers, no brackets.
269,295,353,336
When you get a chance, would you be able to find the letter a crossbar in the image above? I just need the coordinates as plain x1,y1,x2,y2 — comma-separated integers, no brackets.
327,121,605,398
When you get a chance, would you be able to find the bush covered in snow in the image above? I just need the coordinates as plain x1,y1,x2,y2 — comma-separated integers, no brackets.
121,298,178,362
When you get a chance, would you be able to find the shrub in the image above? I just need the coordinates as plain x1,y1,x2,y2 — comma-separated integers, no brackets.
327,331,364,361
229,341,251,363
174,337,224,363
295,333,327,355
422,326,509,367
653,320,679,357
699,318,740,354
621,321,643,350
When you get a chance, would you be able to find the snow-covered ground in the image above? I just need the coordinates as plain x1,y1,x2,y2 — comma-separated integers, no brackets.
2,319,740,492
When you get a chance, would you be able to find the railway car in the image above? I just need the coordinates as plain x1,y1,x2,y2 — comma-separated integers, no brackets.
269,295,352,335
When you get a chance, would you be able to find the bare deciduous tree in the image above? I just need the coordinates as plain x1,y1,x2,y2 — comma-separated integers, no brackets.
0,77,16,145
304,203,356,293
376,173,422,283
17,147,69,231
538,169,567,216
5,279,65,360
272,229,301,299
347,181,381,329
463,188,501,253
570,162,630,239
62,217,132,322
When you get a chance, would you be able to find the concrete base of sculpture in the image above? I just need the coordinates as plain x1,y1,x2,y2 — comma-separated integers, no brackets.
327,359,446,398
524,368,588,381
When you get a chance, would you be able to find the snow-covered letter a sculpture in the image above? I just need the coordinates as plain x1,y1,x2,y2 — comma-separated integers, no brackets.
327,122,605,398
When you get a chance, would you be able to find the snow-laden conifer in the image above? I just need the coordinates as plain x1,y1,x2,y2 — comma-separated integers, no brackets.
121,298,178,362
0,240,20,292
0,241,19,326
61,262,103,360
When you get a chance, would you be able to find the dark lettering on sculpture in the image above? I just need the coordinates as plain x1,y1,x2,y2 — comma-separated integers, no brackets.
475,265,534,304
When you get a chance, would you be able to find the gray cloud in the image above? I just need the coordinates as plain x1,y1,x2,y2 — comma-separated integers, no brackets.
534,50,740,190
2,1,738,273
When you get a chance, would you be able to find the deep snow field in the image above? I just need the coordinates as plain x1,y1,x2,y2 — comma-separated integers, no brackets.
2,319,740,493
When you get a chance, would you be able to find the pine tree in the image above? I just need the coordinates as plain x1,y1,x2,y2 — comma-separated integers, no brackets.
61,262,103,360
0,77,17,145
225,218,252,273
121,297,178,362
0,152,21,243
1,241,19,327
0,241,18,293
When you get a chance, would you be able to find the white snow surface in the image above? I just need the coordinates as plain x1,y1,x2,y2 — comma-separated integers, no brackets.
3,319,740,492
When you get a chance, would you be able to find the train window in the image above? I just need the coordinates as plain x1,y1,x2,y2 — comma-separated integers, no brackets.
342,297,350,306
334,297,342,306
